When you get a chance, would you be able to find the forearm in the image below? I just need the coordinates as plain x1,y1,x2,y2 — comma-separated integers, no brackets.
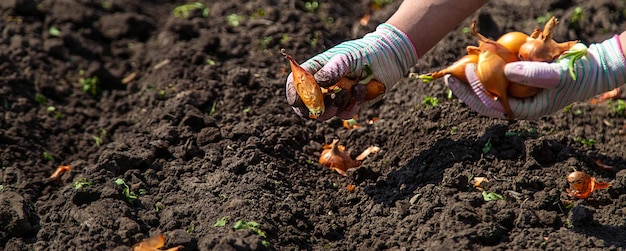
386,0,488,57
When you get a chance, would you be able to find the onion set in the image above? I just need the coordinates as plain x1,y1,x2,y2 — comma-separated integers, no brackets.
418,16,580,118
566,171,610,199
283,50,386,119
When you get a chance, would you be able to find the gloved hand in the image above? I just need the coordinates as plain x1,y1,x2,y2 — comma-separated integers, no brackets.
286,23,418,120
445,35,626,119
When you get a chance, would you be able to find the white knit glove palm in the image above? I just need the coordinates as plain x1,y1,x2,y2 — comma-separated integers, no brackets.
445,35,626,119
286,23,418,120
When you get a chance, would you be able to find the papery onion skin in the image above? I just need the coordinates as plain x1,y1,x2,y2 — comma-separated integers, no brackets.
318,139,359,176
476,49,514,119
566,171,611,199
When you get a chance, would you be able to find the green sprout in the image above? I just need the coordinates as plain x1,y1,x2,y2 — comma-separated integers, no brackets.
482,191,504,201
46,106,63,119
279,33,290,45
233,220,266,238
35,93,47,104
43,151,55,162
209,101,217,116
226,13,243,27
214,216,229,227
92,128,106,147
309,31,320,47
422,96,440,107
304,1,319,12
49,27,61,37
254,8,266,17
79,76,98,96
536,12,552,24
155,202,165,212
257,36,272,50
173,2,209,18
186,224,195,233
449,126,458,135
610,99,626,116
482,138,492,154
570,7,583,27
114,178,139,203
573,137,596,147
72,177,93,189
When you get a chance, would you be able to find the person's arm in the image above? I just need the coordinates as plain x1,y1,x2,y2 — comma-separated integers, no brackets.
387,0,489,57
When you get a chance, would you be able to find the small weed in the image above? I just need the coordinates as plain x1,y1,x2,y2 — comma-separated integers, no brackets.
173,2,209,18
48,27,61,37
114,178,139,203
257,36,272,50
482,191,504,201
214,216,229,227
573,137,596,147
233,220,266,238
218,193,228,201
610,99,626,116
421,96,439,107
279,34,290,45
304,1,319,12
254,8,266,17
309,31,321,47
79,76,98,96
155,202,165,212
227,13,243,27
482,138,492,154
570,7,583,28
536,12,552,24
209,101,217,116
450,126,458,135
46,106,63,119
206,58,216,65
72,177,93,189
186,224,195,233
34,93,46,104
101,1,112,10
92,128,106,147
43,151,55,162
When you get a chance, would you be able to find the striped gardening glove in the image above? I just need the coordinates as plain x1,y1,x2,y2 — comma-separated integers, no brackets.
286,23,418,120
445,35,626,119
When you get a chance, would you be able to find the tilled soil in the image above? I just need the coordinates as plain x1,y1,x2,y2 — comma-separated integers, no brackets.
1,0,625,250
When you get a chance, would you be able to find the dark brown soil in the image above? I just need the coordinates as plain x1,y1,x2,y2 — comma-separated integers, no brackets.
1,0,625,250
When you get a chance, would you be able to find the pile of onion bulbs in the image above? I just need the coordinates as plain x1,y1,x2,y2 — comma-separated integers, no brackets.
419,16,578,119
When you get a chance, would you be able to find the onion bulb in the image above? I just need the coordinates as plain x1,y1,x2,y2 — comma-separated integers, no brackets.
318,139,360,176
476,49,514,118
518,17,578,62
282,49,325,119
566,171,611,199
496,31,529,55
